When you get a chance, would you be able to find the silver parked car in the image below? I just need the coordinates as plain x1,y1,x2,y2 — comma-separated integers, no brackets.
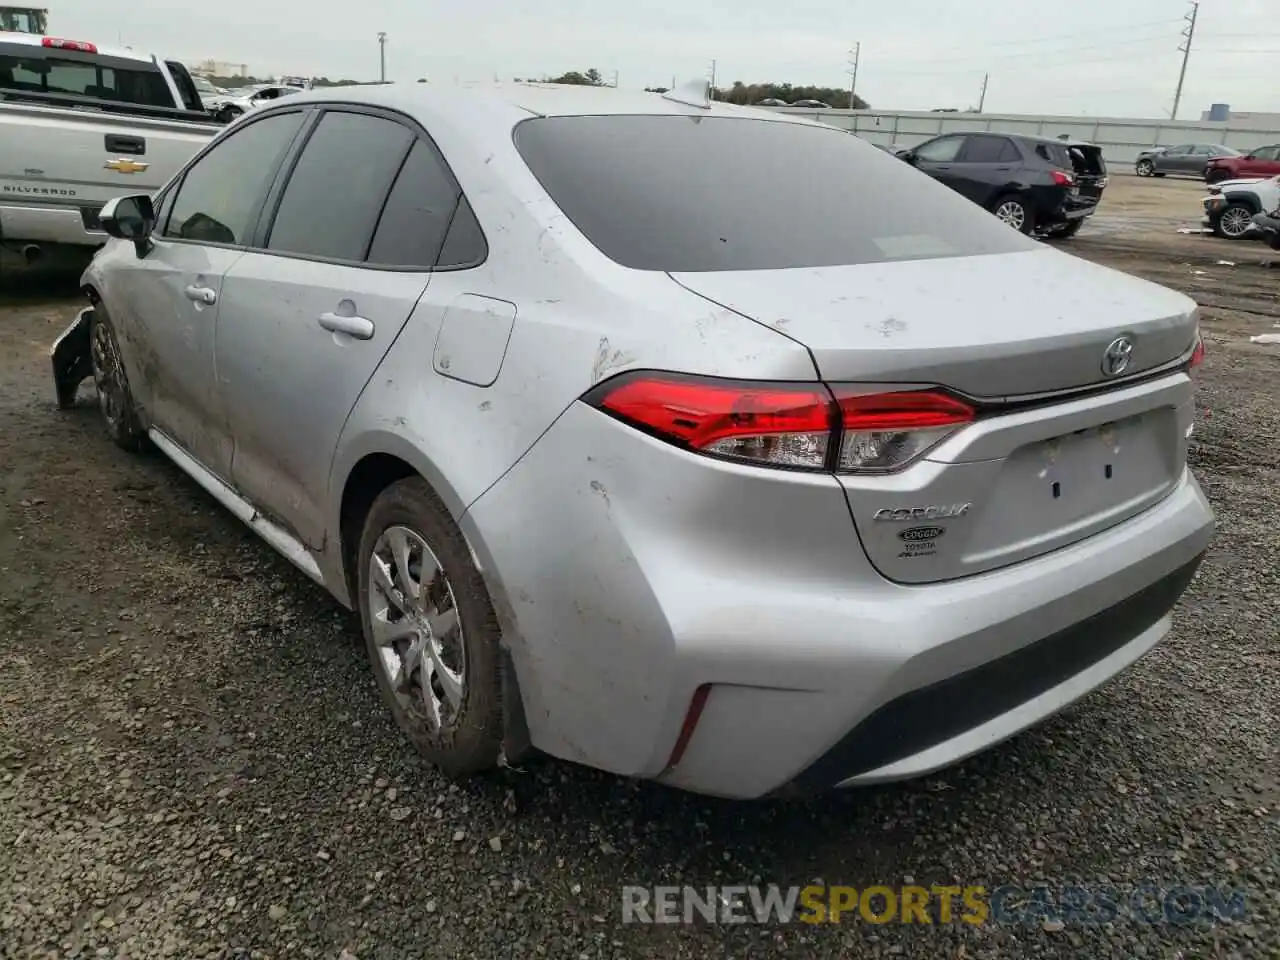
51,83,1214,800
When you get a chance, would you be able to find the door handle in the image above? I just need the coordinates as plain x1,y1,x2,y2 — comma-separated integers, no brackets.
105,133,146,155
183,285,217,305
318,311,375,340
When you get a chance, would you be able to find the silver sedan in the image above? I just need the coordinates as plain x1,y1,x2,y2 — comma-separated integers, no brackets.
52,82,1213,799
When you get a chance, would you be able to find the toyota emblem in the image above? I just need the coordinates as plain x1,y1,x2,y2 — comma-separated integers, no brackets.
1101,337,1134,377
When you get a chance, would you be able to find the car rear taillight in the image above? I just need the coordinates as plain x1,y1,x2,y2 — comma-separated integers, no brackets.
1050,170,1076,187
42,37,98,53
583,372,975,473
1189,333,1205,372
832,387,975,471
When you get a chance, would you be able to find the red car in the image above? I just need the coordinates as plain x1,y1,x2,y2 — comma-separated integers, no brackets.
1205,145,1280,184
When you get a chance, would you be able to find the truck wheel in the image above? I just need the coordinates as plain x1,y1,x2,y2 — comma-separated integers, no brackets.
89,309,148,452
356,477,504,777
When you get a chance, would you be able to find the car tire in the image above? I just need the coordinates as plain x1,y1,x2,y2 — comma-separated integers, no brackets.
1135,159,1154,177
1214,202,1256,240
89,308,148,453
991,194,1035,234
356,477,504,777
216,105,242,124
1205,170,1230,185
1045,219,1084,240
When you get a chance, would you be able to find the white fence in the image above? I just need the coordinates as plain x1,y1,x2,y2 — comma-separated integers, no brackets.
771,107,1280,166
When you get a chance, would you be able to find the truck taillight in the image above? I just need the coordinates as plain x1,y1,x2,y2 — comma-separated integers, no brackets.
42,37,98,53
1050,170,1076,187
583,372,975,474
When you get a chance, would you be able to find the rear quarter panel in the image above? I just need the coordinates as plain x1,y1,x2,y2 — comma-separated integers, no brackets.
324,95,816,587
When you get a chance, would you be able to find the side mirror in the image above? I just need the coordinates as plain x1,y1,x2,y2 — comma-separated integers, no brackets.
897,150,917,164
100,194,156,257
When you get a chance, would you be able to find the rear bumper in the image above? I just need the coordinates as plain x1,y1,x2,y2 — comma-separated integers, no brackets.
463,403,1215,800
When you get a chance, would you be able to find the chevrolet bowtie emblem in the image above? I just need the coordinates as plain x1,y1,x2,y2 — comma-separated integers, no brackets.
104,158,149,174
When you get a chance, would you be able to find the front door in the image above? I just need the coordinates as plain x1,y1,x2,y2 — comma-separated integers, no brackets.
103,108,307,477
912,135,968,195
215,110,468,549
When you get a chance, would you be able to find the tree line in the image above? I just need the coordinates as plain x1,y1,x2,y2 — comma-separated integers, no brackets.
199,69,870,108
543,69,869,109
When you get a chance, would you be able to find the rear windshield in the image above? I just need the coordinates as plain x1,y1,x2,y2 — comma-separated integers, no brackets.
1036,141,1106,176
0,42,173,107
512,115,1036,272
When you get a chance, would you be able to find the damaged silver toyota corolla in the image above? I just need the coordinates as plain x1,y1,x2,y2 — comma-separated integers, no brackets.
52,81,1213,799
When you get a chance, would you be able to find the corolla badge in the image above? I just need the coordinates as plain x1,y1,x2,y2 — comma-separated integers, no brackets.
1102,336,1134,377
874,504,971,522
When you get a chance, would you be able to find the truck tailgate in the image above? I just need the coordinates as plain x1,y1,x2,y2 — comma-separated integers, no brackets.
0,102,217,208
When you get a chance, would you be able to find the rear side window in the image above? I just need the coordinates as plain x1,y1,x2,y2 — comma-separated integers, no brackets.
1034,142,1073,168
513,116,1034,273
961,136,1018,164
366,139,463,268
0,43,172,106
266,111,413,262
166,112,305,245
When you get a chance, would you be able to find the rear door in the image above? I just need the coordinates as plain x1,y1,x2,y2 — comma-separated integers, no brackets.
215,107,462,549
951,134,1020,206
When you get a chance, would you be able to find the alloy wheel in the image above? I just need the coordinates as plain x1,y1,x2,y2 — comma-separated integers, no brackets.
994,200,1027,232
1219,207,1253,239
90,320,125,429
367,525,467,731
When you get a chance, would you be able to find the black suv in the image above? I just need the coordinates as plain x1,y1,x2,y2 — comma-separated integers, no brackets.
895,133,1108,239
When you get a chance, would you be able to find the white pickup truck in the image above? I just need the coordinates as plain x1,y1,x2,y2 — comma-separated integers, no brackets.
0,31,220,266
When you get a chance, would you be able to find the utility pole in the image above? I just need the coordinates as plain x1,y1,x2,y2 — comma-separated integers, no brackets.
977,72,989,112
708,59,716,98
847,43,860,109
1171,1,1198,120
377,32,387,83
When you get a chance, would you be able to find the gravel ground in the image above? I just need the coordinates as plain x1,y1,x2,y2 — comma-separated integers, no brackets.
1,194,1278,959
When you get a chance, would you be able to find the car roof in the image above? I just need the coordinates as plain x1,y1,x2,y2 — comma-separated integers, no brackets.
0,30,154,64
275,81,819,125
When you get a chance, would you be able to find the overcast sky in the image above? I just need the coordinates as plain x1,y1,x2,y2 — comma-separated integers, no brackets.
54,0,1278,118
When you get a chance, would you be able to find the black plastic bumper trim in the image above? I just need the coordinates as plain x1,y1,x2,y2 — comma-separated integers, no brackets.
782,553,1205,793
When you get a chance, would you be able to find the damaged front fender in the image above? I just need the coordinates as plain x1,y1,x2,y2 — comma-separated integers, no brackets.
51,307,94,410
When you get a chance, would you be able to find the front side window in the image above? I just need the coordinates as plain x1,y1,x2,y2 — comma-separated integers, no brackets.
513,116,1035,272
266,111,413,261
165,112,305,245
914,136,964,163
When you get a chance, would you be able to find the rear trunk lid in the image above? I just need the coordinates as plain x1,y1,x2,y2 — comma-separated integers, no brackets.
670,247,1194,398
670,248,1199,583
1065,141,1107,201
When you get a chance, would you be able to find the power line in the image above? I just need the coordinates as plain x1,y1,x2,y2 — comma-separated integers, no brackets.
872,34,1176,70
